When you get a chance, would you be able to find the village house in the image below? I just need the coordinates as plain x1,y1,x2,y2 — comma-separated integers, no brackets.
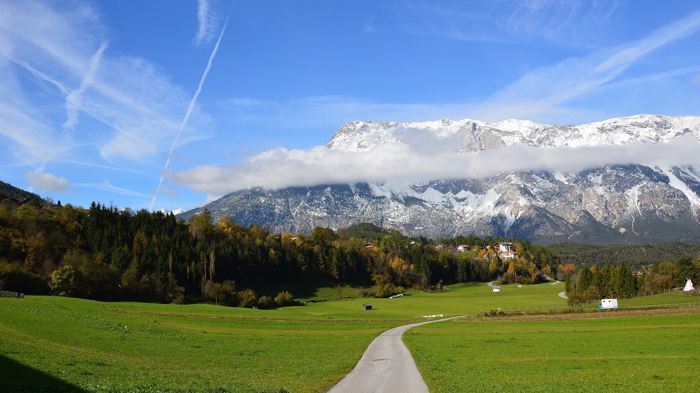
494,242,516,259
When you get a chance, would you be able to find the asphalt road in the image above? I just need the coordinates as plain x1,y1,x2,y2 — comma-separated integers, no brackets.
327,316,460,393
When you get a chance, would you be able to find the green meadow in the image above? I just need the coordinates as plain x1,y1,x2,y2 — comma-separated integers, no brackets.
1,283,699,392
406,312,700,393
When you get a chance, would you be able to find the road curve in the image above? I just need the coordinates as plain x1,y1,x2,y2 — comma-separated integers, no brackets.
327,316,461,393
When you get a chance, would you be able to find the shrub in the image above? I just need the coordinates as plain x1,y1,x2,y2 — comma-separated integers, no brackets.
49,265,82,296
374,283,398,298
237,289,257,308
274,290,295,307
204,280,237,306
257,295,275,309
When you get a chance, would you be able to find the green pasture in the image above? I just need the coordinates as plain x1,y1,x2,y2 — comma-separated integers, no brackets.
620,292,700,307
1,282,699,392
406,312,700,393
0,296,391,393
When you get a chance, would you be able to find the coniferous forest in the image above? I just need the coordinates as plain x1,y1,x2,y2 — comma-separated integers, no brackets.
0,193,562,307
1,183,699,308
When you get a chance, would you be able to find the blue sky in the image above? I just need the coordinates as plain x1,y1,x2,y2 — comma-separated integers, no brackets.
1,0,699,212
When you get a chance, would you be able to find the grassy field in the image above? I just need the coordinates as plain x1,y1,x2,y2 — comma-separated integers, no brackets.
405,311,700,392
1,282,699,392
0,296,393,393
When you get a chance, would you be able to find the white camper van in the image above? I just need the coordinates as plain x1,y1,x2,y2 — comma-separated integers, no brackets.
599,298,618,310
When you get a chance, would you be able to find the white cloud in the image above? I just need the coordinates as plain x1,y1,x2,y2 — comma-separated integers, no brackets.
0,57,74,166
468,8,700,121
222,95,471,128
363,18,377,33
220,9,700,129
398,0,624,47
75,180,150,198
26,171,69,192
63,42,107,130
195,8,700,196
194,0,217,46
171,135,700,195
0,0,212,165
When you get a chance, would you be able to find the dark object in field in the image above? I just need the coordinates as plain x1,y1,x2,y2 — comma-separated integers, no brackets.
363,303,373,310
0,291,24,298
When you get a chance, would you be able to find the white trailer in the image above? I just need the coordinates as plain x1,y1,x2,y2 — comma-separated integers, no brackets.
599,298,618,310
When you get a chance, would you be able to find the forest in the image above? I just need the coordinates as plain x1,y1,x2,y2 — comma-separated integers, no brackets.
0,192,560,307
565,256,700,304
3,180,699,309
550,241,700,267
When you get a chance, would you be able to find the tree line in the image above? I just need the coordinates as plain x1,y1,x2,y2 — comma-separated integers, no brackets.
565,256,700,304
550,241,700,268
0,199,561,307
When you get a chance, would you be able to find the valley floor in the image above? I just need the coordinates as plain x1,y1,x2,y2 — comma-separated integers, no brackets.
1,284,699,392
406,310,700,393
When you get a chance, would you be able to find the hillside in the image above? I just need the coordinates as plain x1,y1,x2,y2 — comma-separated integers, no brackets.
0,182,562,304
337,222,405,241
0,180,42,204
550,241,700,266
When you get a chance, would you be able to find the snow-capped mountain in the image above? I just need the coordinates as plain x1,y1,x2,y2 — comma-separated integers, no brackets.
327,115,700,152
181,115,700,244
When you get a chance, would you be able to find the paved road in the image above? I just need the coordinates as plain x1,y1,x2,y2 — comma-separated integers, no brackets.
327,317,461,393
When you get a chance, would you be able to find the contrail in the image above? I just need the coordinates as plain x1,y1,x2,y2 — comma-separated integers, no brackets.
150,14,230,211
64,42,108,130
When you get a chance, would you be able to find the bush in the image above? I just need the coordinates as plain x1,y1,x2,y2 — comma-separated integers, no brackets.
49,265,82,296
274,290,295,307
237,289,257,308
374,283,400,298
204,280,237,306
257,295,275,309
50,251,121,300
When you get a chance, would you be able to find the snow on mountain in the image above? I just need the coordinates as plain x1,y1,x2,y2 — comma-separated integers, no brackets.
327,115,700,152
182,115,700,244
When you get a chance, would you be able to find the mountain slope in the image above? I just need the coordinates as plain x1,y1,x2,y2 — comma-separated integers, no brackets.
181,115,700,244
0,180,43,204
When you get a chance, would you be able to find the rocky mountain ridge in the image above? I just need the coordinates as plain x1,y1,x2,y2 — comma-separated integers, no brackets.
181,115,700,244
